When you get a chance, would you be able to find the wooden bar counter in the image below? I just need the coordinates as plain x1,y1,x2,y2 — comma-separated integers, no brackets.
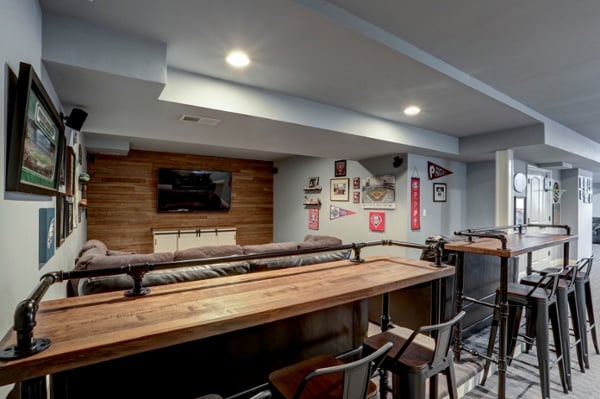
0,255,454,391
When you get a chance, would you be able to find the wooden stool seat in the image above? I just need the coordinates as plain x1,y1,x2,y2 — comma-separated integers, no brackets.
363,311,465,399
269,355,376,399
268,342,393,399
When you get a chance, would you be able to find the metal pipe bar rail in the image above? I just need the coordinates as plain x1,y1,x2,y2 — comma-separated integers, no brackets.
454,223,571,250
1,239,447,361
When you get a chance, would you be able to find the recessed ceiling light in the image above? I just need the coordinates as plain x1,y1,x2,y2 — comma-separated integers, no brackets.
226,50,250,68
403,106,421,116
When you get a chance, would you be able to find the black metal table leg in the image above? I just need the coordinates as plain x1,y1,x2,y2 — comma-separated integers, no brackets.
498,257,509,399
453,252,465,361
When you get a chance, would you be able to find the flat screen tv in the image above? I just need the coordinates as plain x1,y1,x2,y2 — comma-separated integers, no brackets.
157,168,232,212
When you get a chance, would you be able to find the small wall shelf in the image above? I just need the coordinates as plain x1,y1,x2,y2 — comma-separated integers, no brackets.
304,186,322,192
303,197,321,207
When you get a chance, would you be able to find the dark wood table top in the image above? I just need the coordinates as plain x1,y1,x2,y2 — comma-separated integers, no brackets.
0,255,454,386
444,233,577,258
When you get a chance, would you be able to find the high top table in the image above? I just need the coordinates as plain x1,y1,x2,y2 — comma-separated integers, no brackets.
0,255,454,397
445,228,576,399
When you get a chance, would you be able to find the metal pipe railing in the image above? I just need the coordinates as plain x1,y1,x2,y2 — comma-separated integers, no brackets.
454,223,571,250
0,239,447,360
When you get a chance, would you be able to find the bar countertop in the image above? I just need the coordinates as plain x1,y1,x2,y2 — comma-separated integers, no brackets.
444,232,577,258
0,255,454,386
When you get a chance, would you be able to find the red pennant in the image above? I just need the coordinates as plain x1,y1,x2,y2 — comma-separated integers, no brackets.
410,177,420,230
330,205,356,220
308,208,319,230
428,161,453,180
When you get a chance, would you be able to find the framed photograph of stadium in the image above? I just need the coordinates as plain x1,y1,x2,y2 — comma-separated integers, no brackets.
6,62,64,196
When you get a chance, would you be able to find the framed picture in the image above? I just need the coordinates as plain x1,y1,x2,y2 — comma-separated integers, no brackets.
353,177,360,189
66,147,76,196
330,178,349,201
38,207,55,268
514,196,526,226
65,196,74,236
56,194,66,247
433,183,447,202
6,62,64,196
306,176,320,190
353,191,360,203
552,203,560,225
334,160,347,177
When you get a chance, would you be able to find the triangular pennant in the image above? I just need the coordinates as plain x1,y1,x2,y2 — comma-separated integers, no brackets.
329,205,356,220
427,161,453,180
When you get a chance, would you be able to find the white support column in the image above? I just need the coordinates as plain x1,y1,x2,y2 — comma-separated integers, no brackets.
495,149,513,226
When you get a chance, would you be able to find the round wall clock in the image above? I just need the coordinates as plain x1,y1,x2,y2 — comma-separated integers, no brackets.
513,172,527,193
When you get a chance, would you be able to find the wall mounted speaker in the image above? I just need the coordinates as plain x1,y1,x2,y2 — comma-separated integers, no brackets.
392,156,404,168
64,108,88,131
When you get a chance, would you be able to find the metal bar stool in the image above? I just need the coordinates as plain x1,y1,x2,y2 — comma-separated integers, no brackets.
574,255,599,368
520,263,586,391
481,271,568,399
362,311,466,399
268,342,393,399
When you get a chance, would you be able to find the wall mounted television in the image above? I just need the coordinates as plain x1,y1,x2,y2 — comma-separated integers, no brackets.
6,62,64,196
157,168,232,212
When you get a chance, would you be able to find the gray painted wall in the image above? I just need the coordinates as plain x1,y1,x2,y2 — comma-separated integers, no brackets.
0,2,88,396
466,161,495,227
274,153,466,259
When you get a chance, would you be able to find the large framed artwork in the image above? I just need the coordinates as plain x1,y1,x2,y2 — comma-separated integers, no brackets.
330,178,349,201
6,62,64,196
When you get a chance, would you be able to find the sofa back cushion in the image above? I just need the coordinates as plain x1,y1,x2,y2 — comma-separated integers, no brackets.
243,242,299,254
78,262,251,296
77,251,175,271
77,239,108,257
174,245,244,261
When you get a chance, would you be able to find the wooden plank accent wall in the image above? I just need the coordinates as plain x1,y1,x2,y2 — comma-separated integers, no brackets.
86,150,273,253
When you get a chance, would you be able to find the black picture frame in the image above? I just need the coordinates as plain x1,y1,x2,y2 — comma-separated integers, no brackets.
56,194,65,247
433,183,447,202
334,159,347,177
6,62,64,196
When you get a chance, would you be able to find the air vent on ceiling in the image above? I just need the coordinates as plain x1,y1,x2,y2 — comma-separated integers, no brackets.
178,114,221,126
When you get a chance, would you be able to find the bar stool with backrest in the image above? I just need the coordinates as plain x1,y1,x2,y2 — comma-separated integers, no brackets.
268,341,393,399
362,311,466,399
481,270,568,399
574,255,599,367
520,262,586,391
534,255,597,369
196,391,272,399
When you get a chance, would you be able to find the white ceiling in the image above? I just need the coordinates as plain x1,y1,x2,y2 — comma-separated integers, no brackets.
38,0,600,176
